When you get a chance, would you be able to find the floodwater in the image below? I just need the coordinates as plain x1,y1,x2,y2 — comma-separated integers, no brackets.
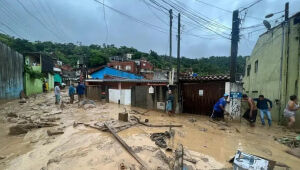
0,92,299,170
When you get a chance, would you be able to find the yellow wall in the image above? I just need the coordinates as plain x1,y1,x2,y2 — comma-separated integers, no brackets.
243,15,300,127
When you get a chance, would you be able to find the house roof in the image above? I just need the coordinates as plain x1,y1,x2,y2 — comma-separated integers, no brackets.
86,79,168,83
90,66,143,80
180,75,230,81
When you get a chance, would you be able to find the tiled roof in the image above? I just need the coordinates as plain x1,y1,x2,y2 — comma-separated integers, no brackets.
180,75,230,81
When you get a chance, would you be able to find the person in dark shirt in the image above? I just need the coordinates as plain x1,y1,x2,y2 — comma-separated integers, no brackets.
254,95,273,126
211,94,229,120
166,90,174,116
76,82,85,101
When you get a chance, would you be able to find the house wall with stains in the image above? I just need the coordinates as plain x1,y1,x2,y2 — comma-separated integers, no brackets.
243,13,300,127
0,42,24,100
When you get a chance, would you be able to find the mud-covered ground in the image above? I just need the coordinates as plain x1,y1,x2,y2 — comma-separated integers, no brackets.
0,91,299,170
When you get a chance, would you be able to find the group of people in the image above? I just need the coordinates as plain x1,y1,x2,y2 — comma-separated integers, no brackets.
212,93,299,128
54,82,86,104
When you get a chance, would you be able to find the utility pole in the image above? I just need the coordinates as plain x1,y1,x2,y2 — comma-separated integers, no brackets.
229,10,240,82
284,2,289,21
177,13,180,84
169,9,173,59
176,13,181,113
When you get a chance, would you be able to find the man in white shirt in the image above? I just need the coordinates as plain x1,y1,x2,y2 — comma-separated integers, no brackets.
54,83,61,104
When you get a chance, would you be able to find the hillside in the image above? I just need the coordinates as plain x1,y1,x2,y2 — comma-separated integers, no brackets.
0,33,246,75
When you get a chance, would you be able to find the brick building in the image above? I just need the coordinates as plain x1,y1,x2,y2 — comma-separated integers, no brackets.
107,61,137,74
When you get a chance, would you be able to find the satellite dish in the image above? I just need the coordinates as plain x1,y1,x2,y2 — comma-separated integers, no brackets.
263,20,271,30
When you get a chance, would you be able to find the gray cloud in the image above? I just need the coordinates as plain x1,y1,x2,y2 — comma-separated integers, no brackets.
0,0,299,58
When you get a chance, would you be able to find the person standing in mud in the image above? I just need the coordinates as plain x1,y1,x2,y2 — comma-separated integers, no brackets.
54,82,61,105
242,94,258,126
166,90,174,116
76,82,85,102
284,95,299,128
211,94,229,120
254,95,273,126
69,83,76,104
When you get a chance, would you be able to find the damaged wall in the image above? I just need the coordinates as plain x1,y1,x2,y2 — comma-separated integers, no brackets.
243,13,300,126
0,42,24,100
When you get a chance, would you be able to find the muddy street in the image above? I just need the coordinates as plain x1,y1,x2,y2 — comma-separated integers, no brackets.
0,91,299,170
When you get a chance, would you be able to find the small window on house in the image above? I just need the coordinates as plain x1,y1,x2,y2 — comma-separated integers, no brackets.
125,65,131,71
255,60,258,73
247,64,251,76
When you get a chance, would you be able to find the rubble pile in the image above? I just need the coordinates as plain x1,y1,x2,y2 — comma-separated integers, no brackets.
150,131,171,148
274,136,300,148
2,96,63,136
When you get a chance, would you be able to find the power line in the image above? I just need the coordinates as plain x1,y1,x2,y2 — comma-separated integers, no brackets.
143,0,169,26
15,0,62,41
43,0,72,41
93,0,169,34
240,0,264,12
0,21,24,38
172,0,231,30
158,0,231,39
195,0,232,13
102,0,109,43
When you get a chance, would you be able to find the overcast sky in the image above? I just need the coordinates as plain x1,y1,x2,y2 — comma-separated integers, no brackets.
0,0,299,58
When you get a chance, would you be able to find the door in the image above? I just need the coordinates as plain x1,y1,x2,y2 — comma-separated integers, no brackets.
182,81,225,115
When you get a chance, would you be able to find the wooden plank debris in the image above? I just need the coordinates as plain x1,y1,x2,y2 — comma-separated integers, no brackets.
104,122,148,169
131,115,182,128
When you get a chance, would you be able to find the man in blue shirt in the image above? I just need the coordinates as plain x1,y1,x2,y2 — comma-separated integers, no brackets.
211,94,229,120
76,82,85,101
254,95,273,126
69,83,76,104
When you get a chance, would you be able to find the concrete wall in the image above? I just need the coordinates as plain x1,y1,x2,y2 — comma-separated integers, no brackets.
243,15,300,127
25,66,43,96
131,86,169,111
0,42,24,99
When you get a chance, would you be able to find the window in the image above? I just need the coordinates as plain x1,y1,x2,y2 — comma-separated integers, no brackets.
125,65,131,71
247,64,251,76
255,60,258,73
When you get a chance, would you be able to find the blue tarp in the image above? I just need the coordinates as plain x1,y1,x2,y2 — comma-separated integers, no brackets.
90,67,143,79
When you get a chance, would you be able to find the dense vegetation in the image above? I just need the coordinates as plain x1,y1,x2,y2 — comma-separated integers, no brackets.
0,33,246,75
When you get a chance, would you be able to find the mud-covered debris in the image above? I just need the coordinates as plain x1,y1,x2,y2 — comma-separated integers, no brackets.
9,124,35,135
47,157,61,165
274,136,300,148
0,156,6,160
7,117,18,123
83,104,96,110
286,148,300,158
201,157,209,162
17,120,28,124
150,131,171,148
40,117,60,122
188,118,197,123
47,129,64,136
199,128,207,132
219,127,227,131
19,98,26,103
155,149,173,166
78,99,96,108
7,112,18,118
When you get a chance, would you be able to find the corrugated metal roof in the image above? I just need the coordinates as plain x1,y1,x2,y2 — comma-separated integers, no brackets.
86,79,168,83
180,75,230,81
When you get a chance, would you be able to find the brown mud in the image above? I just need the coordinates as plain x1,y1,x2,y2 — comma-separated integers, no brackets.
0,92,299,169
